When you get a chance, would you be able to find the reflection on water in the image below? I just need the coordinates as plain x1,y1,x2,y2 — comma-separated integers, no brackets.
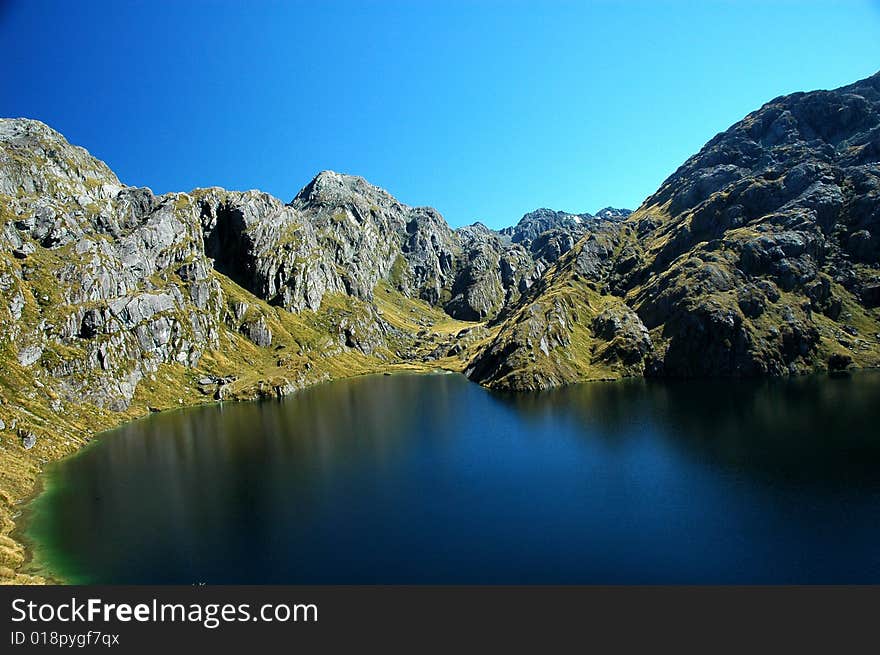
25,371,880,583
500,373,880,484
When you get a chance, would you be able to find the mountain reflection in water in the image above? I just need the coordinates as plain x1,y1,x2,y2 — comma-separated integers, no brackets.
25,371,880,584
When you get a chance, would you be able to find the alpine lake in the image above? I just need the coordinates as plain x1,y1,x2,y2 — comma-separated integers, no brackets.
22,371,880,584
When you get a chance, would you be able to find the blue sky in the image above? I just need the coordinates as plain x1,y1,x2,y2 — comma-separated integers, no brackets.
2,1,879,228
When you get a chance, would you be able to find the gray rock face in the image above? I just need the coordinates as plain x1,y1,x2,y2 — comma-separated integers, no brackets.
195,173,459,313
195,170,620,323
446,224,506,320
242,316,272,348
399,206,457,305
591,305,653,366
500,207,630,245
441,208,631,321
196,173,460,313
1,119,223,410
0,119,122,200
17,344,42,367
465,234,655,390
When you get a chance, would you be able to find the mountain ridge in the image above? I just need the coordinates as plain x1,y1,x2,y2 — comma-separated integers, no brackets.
0,117,632,582
1,71,880,582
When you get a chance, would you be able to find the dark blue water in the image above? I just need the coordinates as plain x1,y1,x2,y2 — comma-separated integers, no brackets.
25,371,880,583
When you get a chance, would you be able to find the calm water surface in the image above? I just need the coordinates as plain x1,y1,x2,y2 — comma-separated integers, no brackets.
24,371,880,583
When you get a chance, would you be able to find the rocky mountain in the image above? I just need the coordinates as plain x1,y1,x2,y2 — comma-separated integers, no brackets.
0,119,604,414
197,172,455,313
499,206,631,245
467,71,880,389
445,207,631,321
2,70,880,582
0,116,620,580
190,171,621,324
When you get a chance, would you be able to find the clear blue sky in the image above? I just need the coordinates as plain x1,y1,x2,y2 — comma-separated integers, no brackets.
2,1,879,228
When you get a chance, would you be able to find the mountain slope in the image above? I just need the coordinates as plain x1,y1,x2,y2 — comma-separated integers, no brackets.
467,71,880,388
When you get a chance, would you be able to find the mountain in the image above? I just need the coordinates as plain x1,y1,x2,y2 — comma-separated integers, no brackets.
2,70,880,581
499,207,631,245
0,119,600,413
0,117,616,580
467,71,880,389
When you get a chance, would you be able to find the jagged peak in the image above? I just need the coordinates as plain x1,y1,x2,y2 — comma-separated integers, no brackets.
457,220,493,233
594,207,632,220
291,169,396,207
0,117,121,196
0,117,66,142
520,207,576,221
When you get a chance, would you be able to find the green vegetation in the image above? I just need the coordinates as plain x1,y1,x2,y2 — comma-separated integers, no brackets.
471,259,640,390
387,254,408,288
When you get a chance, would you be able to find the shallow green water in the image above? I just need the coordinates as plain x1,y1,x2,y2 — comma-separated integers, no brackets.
25,371,880,583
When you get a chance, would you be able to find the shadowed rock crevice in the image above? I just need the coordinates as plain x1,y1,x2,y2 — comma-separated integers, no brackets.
201,200,253,292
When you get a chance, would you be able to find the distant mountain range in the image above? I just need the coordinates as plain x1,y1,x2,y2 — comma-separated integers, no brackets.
1,71,879,581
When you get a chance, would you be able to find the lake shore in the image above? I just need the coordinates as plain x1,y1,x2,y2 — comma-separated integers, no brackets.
1,361,464,585
6,363,876,585
21,368,880,584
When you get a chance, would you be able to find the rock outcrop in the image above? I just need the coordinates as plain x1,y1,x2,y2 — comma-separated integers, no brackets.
464,228,653,390
0,119,225,411
195,172,459,313
625,70,880,377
